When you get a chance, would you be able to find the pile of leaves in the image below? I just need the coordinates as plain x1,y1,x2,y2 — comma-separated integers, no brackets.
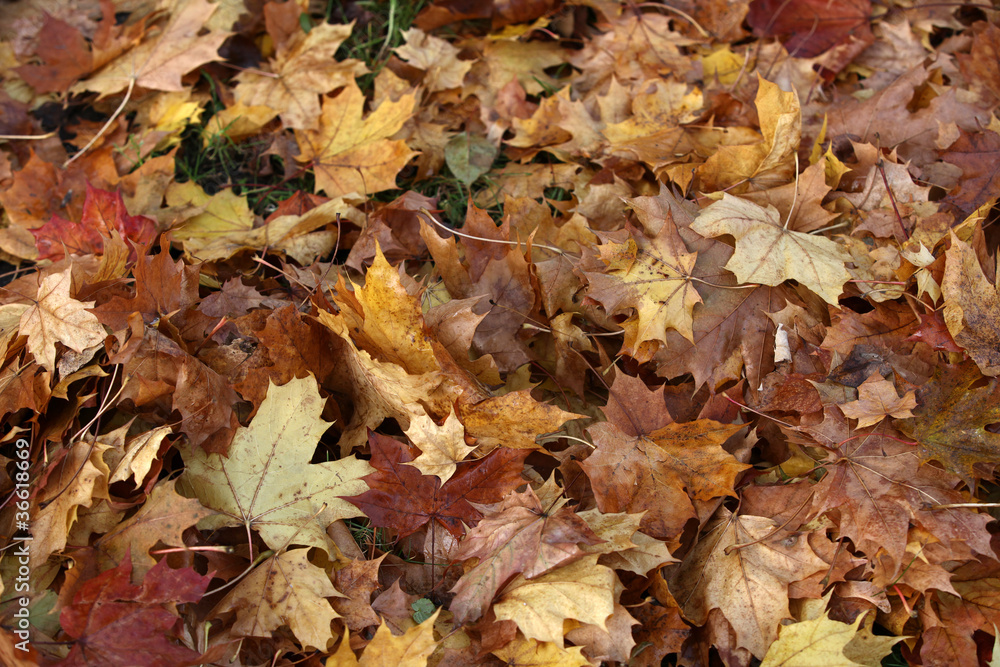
1,0,1000,664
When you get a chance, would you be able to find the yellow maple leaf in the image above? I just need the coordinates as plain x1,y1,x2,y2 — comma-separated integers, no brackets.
234,22,367,130
180,375,373,555
840,373,917,428
761,613,866,667
324,612,439,667
585,220,701,361
493,554,615,648
404,410,475,483
18,268,107,372
213,548,340,651
491,636,592,667
296,81,417,198
691,194,851,305
697,75,801,192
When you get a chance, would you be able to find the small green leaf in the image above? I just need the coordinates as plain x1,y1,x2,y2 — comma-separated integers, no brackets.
299,12,313,33
411,598,436,624
444,133,498,185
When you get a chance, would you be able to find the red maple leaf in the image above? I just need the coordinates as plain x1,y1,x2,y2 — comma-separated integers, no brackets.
57,551,212,667
747,0,872,59
31,183,157,261
343,430,528,538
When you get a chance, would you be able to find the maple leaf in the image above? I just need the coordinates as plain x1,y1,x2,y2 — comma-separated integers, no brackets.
31,184,157,261
30,440,110,568
577,508,676,576
940,126,1000,217
457,388,584,450
17,268,106,373
670,508,831,659
95,478,215,577
697,77,801,192
327,611,440,666
404,410,475,483
898,362,1000,484
582,416,747,541
58,552,211,667
15,14,93,93
91,236,201,331
343,430,528,538
331,555,385,631
491,636,592,666
233,7,367,130
942,231,1000,376
804,408,991,576
72,0,228,96
396,28,473,92
584,219,701,360
180,375,373,556
492,554,616,648
450,484,602,624
839,373,917,428
690,194,851,305
760,612,882,667
747,0,873,59
296,81,417,198
212,548,340,650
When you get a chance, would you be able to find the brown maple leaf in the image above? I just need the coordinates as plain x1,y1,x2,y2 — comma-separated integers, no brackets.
343,431,528,538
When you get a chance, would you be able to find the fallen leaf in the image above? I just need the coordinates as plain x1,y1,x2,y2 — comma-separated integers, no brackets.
296,81,417,198
180,375,372,555
670,509,831,659
942,231,1000,376
760,612,866,667
404,410,475,483
58,553,211,667
450,484,602,624
233,16,367,130
212,548,340,650
690,194,851,304
72,0,229,96
493,554,615,648
585,219,701,360
18,268,106,373
839,373,917,427
343,430,528,538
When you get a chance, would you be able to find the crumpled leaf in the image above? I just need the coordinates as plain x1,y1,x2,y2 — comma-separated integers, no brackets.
942,231,1000,376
